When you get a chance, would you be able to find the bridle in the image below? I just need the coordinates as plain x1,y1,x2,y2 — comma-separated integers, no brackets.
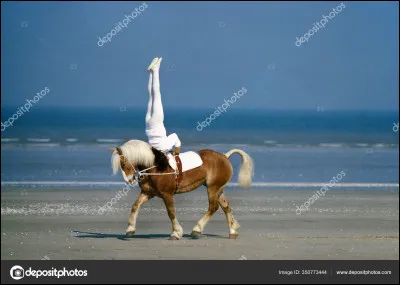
120,154,178,184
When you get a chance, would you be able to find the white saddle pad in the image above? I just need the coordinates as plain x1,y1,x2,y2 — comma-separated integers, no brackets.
167,151,203,173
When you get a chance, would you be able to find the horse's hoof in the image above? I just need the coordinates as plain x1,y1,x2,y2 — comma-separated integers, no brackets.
125,231,136,237
191,231,201,236
229,234,238,239
169,236,179,241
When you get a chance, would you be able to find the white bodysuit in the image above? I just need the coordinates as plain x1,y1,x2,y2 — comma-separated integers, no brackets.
145,63,181,152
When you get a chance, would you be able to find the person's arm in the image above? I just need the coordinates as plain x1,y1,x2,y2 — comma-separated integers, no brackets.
173,134,181,155
173,147,181,155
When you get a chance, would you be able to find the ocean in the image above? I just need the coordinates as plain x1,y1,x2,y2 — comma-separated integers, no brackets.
1,107,399,190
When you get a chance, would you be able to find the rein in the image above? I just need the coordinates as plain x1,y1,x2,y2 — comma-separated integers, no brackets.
136,165,177,178
120,155,177,182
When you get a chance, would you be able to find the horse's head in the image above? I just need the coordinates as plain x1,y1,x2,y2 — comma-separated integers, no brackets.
110,146,137,185
110,140,157,185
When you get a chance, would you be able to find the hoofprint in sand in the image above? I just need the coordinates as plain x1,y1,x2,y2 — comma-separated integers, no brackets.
1,188,398,260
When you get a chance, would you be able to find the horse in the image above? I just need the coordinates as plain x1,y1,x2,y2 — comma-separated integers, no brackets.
109,139,254,240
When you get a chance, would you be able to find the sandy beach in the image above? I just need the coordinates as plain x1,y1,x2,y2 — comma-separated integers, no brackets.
1,187,398,260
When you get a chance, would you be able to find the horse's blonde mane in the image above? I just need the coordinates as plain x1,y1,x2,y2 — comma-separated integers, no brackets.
111,140,155,175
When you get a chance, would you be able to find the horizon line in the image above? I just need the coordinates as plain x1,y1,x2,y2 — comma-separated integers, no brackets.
0,106,399,112
1,181,399,188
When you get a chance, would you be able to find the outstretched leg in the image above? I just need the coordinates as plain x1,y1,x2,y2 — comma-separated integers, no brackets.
149,58,164,125
145,71,153,125
126,192,152,237
146,58,181,152
218,192,240,239
192,187,222,235
162,194,183,240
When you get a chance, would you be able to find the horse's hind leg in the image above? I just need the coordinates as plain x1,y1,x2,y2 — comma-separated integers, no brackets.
191,186,222,236
218,192,240,239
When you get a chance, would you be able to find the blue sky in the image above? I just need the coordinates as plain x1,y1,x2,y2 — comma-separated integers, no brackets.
1,1,399,110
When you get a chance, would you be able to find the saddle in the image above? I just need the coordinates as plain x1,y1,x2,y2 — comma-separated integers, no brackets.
166,151,203,190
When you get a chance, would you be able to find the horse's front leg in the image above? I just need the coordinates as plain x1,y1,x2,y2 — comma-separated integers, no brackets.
126,191,152,237
162,194,183,240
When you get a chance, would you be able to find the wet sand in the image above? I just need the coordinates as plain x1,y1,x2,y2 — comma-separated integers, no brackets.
1,188,399,260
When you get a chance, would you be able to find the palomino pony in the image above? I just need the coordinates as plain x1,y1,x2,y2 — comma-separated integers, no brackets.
110,140,253,240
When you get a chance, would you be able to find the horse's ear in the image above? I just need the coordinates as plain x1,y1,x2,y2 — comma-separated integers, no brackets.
108,148,115,153
116,147,123,155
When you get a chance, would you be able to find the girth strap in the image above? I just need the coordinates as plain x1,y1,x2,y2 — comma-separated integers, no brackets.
175,155,183,190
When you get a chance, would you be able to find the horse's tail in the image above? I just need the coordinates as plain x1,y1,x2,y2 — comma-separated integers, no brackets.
225,149,254,188
111,150,120,175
